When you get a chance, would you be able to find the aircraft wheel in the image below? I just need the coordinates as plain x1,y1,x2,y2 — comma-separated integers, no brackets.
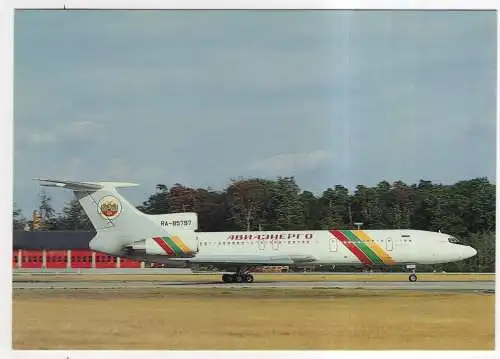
409,273,417,282
246,274,254,283
222,274,231,283
234,274,243,283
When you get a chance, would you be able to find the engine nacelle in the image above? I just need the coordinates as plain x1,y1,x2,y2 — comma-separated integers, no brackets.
144,231,198,257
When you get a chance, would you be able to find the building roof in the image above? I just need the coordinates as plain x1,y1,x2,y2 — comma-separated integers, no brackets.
13,230,95,250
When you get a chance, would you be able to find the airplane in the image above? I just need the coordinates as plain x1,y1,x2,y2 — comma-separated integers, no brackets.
32,178,478,283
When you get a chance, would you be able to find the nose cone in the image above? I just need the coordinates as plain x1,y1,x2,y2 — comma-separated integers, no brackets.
461,246,477,260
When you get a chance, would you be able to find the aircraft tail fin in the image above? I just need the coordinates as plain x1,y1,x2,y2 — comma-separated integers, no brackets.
33,178,161,253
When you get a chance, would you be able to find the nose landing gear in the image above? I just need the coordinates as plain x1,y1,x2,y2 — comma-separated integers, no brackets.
407,264,417,282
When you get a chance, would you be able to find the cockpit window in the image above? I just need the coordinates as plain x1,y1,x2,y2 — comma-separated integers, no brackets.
448,237,460,244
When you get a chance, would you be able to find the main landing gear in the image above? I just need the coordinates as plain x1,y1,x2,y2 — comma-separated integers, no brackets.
407,264,417,282
221,268,254,283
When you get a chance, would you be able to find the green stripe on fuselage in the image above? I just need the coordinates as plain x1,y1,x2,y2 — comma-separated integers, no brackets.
162,237,182,255
341,230,384,265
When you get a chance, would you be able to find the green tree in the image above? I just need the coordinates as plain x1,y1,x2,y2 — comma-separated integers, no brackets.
226,178,274,231
318,185,351,229
13,203,26,230
38,190,57,230
169,184,197,213
300,191,321,229
351,185,384,228
269,177,305,230
57,198,93,230
193,188,232,231
137,184,171,214
455,178,495,233
410,180,440,230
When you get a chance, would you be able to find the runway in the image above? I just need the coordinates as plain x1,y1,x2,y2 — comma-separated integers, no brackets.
12,279,495,292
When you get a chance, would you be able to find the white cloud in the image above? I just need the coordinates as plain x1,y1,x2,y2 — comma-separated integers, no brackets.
52,46,339,99
61,120,107,141
59,157,85,180
25,131,58,145
245,150,333,176
20,120,107,146
102,158,134,179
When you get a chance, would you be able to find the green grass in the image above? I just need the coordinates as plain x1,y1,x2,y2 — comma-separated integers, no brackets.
12,287,495,350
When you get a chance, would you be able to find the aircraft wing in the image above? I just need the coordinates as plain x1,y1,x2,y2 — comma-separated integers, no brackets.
189,254,317,266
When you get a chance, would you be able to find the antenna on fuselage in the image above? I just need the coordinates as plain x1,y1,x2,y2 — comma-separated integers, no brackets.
354,222,363,230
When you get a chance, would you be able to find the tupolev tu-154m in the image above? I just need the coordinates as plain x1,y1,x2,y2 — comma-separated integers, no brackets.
33,179,477,283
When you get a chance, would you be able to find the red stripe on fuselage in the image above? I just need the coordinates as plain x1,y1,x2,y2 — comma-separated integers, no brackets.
329,230,372,265
153,237,174,255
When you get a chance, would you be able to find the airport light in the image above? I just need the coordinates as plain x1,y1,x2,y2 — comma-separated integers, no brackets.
354,222,363,230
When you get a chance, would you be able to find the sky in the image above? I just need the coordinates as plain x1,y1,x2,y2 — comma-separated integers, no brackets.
13,10,497,216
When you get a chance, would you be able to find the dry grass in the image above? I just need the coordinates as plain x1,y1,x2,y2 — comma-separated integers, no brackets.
12,273,495,283
12,288,495,350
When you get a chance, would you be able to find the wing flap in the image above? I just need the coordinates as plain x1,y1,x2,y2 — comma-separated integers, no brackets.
189,254,317,266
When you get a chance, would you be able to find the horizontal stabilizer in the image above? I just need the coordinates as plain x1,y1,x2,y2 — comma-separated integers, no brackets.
33,178,139,191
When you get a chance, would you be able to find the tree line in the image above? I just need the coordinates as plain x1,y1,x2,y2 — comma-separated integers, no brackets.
13,177,495,272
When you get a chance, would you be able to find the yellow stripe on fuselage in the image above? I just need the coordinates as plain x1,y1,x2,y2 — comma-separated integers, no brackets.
354,230,395,265
171,236,192,253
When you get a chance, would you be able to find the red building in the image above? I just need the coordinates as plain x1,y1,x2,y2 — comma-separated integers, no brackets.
13,230,143,269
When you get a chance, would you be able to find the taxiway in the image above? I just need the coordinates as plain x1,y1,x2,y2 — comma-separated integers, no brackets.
12,279,494,292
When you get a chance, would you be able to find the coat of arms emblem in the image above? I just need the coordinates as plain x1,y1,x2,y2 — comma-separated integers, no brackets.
98,195,122,220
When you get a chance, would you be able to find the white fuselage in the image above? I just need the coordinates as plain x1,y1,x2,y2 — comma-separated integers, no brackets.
121,229,477,268
194,229,474,265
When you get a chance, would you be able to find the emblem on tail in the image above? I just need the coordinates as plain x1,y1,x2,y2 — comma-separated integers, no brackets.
98,195,122,220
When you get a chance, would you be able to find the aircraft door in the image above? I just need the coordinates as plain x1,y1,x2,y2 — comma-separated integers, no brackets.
329,237,338,252
386,237,393,251
258,239,265,251
272,238,279,251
